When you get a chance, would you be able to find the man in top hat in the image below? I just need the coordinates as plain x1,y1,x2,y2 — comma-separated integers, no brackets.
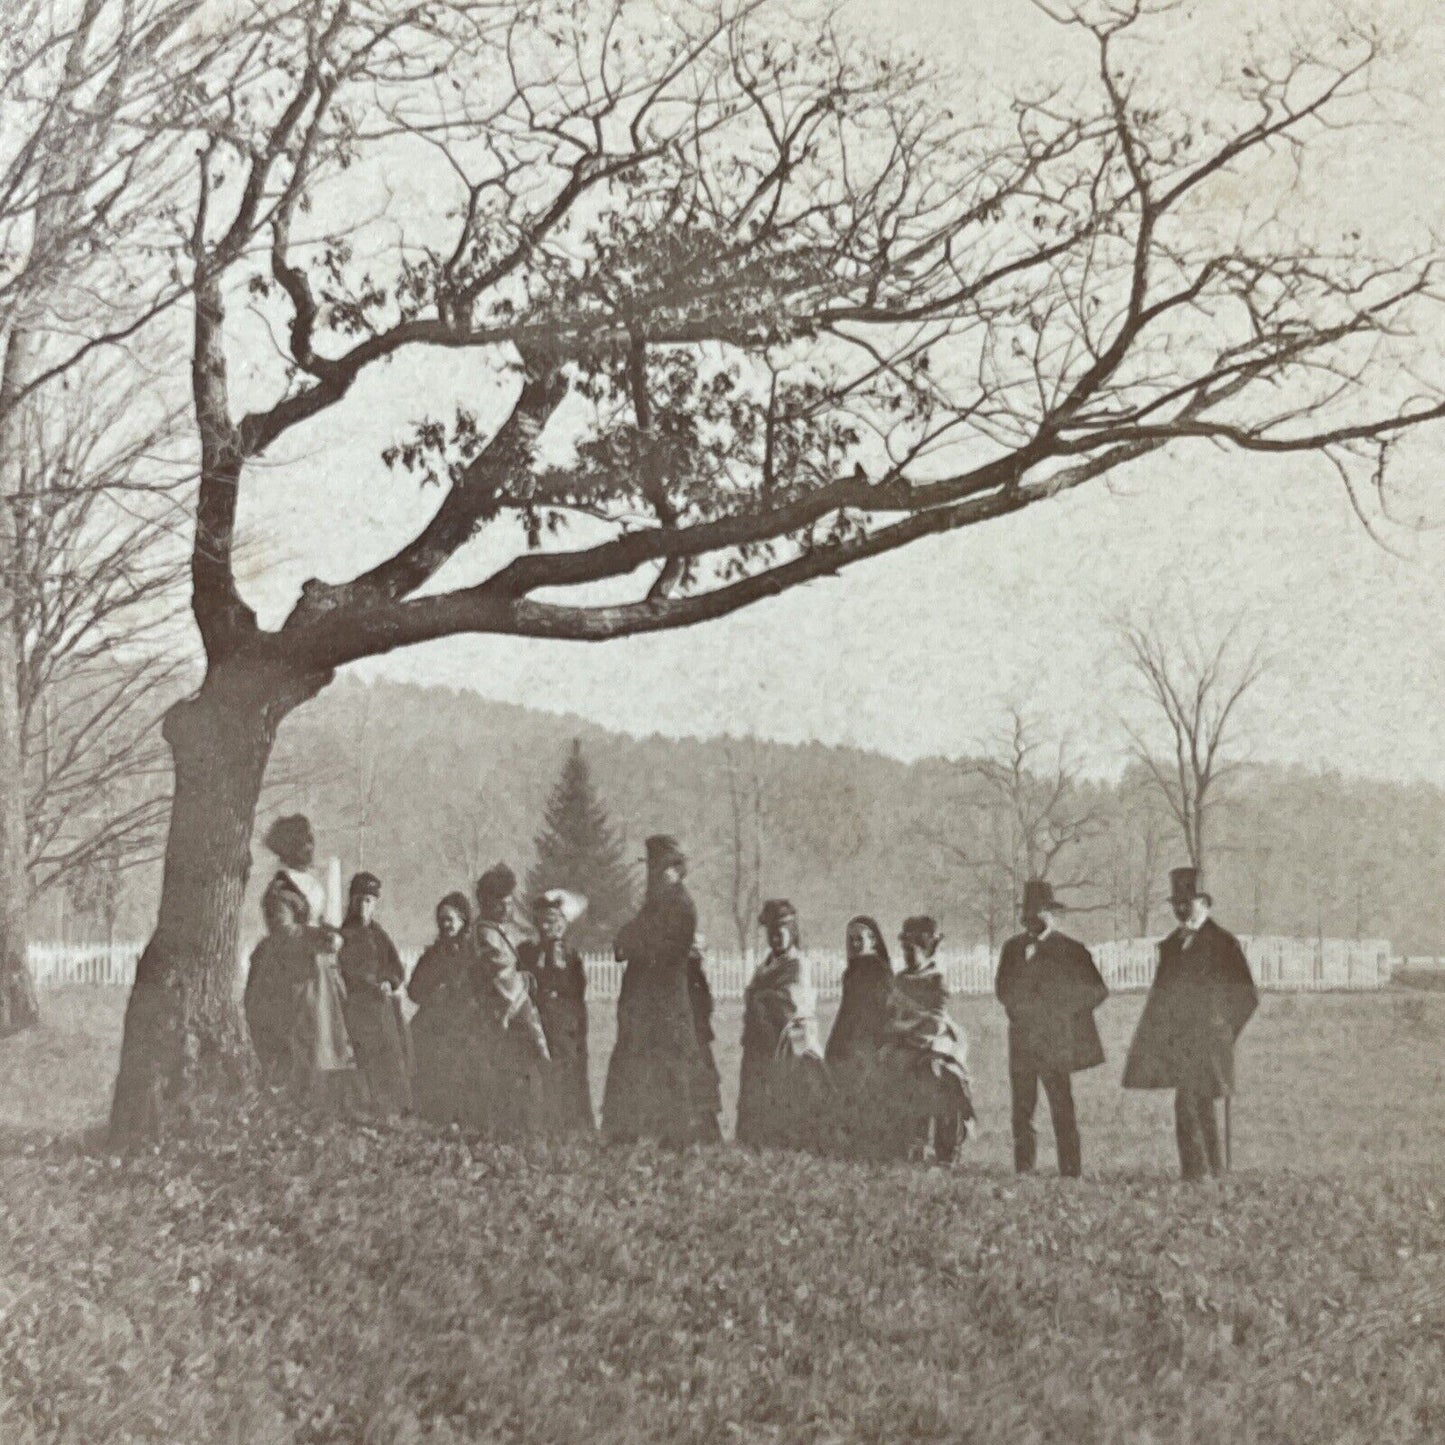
602,834,722,1145
1123,866,1259,1181
995,879,1108,1178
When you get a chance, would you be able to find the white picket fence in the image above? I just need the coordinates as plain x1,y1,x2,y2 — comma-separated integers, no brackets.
26,934,1395,995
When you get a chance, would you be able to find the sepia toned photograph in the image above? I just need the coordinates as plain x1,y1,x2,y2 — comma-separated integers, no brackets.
1,0,1443,1439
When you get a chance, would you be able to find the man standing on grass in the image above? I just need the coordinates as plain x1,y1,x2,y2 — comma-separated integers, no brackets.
995,879,1108,1178
1123,867,1259,1181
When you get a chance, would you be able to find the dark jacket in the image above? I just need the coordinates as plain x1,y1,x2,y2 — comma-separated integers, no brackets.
602,881,722,1144
337,921,411,1115
995,929,1108,1074
825,954,893,1065
518,938,594,1135
407,935,477,1127
1122,917,1259,1097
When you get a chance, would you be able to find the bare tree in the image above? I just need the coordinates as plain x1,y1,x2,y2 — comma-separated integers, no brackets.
15,362,192,900
1120,615,1268,874
1104,768,1172,936
0,2,289,1030
103,0,1445,1137
722,738,768,961
927,708,1105,946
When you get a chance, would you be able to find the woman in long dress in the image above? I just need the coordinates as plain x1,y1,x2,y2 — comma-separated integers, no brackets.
244,887,306,1086
518,889,595,1137
470,864,550,1142
602,835,722,1146
735,899,830,1152
408,892,476,1127
881,915,974,1163
825,915,896,1157
337,872,412,1117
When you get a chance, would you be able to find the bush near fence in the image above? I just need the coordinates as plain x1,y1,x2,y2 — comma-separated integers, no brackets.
27,935,1395,994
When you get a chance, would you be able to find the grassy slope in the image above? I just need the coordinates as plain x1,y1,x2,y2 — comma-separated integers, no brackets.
1,990,1443,1443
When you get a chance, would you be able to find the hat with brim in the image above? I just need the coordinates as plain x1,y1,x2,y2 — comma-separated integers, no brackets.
349,871,382,899
1022,879,1061,916
1169,866,1206,905
901,914,941,947
642,834,686,871
475,863,517,902
533,888,588,926
758,898,797,930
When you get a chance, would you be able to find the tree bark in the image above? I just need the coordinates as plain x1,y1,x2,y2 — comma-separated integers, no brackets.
0,331,40,1037
107,655,323,1145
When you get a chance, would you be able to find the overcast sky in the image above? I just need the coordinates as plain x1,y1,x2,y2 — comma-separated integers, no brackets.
232,0,1445,783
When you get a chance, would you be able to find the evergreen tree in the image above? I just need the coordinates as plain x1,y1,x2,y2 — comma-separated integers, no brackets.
528,740,634,951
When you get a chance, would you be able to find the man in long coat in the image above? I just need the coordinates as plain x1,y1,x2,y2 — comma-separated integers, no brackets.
995,879,1108,1178
1123,867,1259,1181
602,835,722,1146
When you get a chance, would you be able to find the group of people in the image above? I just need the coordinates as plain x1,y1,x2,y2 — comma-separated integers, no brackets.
242,815,1259,1181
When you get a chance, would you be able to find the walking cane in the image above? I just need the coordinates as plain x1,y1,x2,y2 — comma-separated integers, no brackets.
1224,1096,1232,1173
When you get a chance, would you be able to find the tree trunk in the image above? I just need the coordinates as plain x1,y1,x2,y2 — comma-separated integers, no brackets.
108,656,322,1145
0,332,39,1037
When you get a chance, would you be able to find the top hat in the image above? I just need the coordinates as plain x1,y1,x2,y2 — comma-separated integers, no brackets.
348,871,382,899
1021,879,1060,917
533,888,588,925
1169,866,1206,904
642,834,687,871
475,862,518,901
758,898,798,930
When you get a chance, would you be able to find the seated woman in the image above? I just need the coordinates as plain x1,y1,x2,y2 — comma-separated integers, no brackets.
825,915,896,1157
518,889,595,1137
881,916,974,1164
408,892,476,1127
338,872,412,1118
735,899,830,1152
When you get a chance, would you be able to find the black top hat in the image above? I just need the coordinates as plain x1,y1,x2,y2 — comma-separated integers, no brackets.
475,862,517,901
1169,866,1205,904
758,898,797,930
642,834,686,870
1021,879,1061,916
348,871,382,899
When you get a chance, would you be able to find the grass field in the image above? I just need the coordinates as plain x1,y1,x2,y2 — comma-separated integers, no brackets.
1,988,1443,1442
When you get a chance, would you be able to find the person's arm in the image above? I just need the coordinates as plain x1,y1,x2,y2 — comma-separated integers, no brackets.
1223,934,1259,1036
379,929,406,990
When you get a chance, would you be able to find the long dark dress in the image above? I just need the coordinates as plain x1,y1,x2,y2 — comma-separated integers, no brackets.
518,938,595,1136
826,953,893,1064
602,881,722,1146
471,920,550,1142
408,936,477,1127
243,933,302,1085
338,920,412,1117
825,950,895,1156
735,948,830,1151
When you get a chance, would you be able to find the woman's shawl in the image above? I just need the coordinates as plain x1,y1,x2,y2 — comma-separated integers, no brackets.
473,920,550,1061
744,949,824,1062
887,964,973,1110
